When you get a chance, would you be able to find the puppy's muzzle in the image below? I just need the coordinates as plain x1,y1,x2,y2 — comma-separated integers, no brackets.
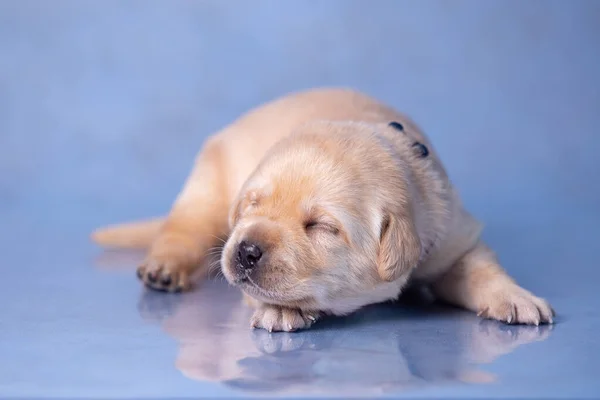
237,241,263,270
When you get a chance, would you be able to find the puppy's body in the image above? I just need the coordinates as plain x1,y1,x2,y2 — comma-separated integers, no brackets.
93,88,554,331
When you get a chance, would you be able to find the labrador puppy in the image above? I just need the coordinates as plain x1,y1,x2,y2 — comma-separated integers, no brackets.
92,88,555,332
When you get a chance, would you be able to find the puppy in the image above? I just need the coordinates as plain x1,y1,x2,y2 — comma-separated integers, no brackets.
92,88,555,332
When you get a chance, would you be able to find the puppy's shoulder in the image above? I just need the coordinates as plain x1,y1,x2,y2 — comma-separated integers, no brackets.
413,190,483,282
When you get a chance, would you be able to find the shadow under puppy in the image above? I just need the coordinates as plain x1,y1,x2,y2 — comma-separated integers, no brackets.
92,88,555,332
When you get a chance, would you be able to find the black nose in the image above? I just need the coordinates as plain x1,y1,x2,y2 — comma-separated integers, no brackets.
237,241,263,269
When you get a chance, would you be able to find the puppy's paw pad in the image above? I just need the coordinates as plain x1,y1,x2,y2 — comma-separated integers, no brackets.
137,255,192,293
250,305,319,332
479,286,555,326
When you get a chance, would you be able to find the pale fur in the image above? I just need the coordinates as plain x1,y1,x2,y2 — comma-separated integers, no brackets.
92,88,554,331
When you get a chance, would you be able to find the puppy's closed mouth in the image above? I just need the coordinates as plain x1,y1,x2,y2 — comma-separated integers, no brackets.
232,267,250,285
233,274,249,285
230,262,290,303
237,275,274,300
230,258,264,292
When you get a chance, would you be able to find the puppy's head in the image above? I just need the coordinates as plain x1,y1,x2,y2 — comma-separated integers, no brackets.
221,122,423,312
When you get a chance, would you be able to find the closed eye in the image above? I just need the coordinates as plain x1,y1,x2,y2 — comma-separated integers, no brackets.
304,220,339,235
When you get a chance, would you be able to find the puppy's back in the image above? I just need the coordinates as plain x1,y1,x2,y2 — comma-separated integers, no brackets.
217,88,434,200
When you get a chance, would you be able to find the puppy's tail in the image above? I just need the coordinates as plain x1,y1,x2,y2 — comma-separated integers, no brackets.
91,218,164,249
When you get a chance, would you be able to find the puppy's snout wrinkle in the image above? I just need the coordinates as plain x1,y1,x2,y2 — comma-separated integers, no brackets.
237,241,263,270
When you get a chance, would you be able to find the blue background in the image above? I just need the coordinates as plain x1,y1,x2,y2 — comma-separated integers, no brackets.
1,0,599,397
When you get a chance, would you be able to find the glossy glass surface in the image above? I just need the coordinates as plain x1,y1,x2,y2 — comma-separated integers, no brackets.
1,1,599,397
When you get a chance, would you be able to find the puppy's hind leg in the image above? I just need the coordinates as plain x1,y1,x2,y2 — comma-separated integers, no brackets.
138,138,231,292
431,242,555,325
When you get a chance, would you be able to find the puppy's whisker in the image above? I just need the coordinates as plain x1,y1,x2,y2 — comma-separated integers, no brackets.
205,246,224,256
207,234,228,245
207,259,223,274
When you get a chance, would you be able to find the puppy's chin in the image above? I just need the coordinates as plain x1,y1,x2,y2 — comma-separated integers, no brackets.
237,279,289,304
237,278,313,308
220,257,302,304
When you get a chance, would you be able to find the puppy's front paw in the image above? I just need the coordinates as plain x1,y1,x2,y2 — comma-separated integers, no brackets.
250,305,319,332
137,236,199,293
478,283,555,326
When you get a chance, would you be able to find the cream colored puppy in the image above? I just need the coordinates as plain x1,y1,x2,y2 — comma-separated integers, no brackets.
92,88,555,332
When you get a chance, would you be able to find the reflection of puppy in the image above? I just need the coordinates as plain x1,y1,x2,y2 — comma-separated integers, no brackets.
136,280,552,396
91,88,554,331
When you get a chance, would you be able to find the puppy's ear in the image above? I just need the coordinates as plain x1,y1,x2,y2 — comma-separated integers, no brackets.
377,213,422,282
